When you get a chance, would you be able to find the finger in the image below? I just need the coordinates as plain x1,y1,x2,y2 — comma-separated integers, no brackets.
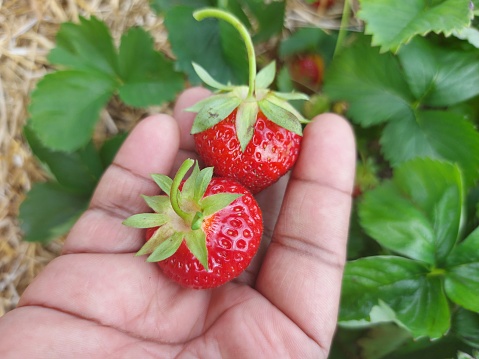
63,114,180,254
173,86,211,153
256,114,356,354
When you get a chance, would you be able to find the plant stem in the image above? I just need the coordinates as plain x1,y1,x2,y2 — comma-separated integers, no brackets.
170,159,194,224
333,0,352,59
193,8,256,98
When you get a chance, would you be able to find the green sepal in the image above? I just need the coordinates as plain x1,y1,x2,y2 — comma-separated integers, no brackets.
135,225,174,256
273,91,310,101
192,62,232,91
141,195,170,213
258,95,304,136
122,213,168,228
190,94,242,134
236,100,259,151
151,174,172,195
181,162,200,204
185,229,209,271
147,232,184,262
255,61,276,89
194,166,214,202
200,193,243,217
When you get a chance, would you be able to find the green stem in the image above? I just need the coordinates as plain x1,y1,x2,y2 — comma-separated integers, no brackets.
193,8,256,98
170,159,194,224
333,0,352,59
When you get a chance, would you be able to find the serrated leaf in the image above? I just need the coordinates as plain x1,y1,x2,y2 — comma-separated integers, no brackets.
122,213,168,228
117,27,184,107
48,16,119,76
190,95,241,134
398,37,479,107
185,229,208,271
192,62,230,90
194,166,213,202
380,110,479,187
141,195,170,213
324,36,414,126
19,182,89,243
255,62,276,89
340,256,450,339
258,96,303,135
28,70,117,152
24,124,103,195
359,158,464,265
445,227,479,312
147,232,184,262
151,174,173,195
136,225,175,256
165,6,247,86
201,193,243,217
236,100,259,151
453,26,479,48
358,0,473,53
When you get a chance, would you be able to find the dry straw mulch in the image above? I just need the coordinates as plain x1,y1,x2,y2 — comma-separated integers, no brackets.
0,0,353,317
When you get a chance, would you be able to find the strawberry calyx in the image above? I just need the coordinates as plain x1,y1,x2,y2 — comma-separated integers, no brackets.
187,8,309,152
122,159,243,270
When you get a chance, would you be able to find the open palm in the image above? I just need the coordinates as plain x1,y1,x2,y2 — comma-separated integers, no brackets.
0,88,355,359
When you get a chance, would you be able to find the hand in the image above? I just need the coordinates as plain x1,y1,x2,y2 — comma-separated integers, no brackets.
0,88,355,358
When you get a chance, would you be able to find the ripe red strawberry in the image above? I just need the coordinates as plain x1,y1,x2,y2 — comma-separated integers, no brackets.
123,159,263,289
188,9,309,194
290,54,325,90
194,109,301,194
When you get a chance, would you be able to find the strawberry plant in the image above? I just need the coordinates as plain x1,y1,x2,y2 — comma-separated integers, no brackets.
18,0,479,357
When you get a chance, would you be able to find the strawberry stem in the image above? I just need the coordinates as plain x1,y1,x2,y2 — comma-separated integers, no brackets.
193,8,256,99
170,159,194,225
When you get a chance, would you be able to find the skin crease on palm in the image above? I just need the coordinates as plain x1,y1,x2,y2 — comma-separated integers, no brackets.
0,87,356,359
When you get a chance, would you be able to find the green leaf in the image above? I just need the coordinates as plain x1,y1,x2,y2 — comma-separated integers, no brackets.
452,308,479,348
398,37,479,107
239,0,285,43
359,158,464,265
279,27,328,58
192,62,230,90
324,36,414,127
194,166,213,202
358,324,412,359
341,256,450,339
24,124,103,195
48,16,119,76
381,110,479,187
165,6,247,85
136,225,174,256
28,70,117,152
358,0,473,53
258,96,303,136
190,95,242,134
445,227,479,312
235,100,259,151
255,62,276,89
122,213,168,228
453,26,479,49
19,182,89,243
147,232,184,262
117,27,184,107
151,174,173,195
150,0,212,13
185,229,208,270
201,193,243,217
141,195,170,214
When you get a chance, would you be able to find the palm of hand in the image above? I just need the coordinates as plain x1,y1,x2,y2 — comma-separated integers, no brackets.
0,88,355,359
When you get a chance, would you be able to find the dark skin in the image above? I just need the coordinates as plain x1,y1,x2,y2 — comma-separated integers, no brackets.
0,88,356,358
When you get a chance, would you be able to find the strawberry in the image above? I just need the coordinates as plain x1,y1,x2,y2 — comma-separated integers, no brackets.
290,54,325,90
123,159,263,289
187,9,309,194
